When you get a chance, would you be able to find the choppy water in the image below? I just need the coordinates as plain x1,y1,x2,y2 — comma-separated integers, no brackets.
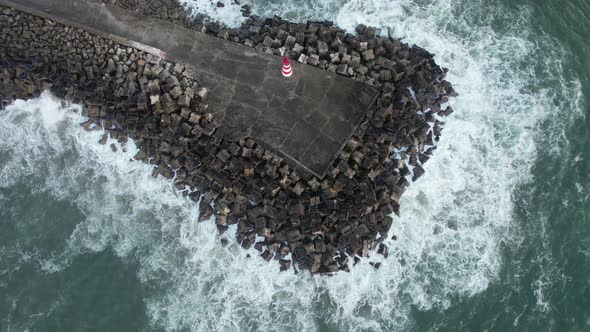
1,0,588,331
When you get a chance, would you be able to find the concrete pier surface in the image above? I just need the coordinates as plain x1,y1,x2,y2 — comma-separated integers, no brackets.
2,0,378,178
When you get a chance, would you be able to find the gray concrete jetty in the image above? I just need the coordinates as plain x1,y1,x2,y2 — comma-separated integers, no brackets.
2,0,378,179
1,0,457,273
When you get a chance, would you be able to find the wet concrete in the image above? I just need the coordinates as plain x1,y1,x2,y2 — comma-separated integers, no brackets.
1,0,378,178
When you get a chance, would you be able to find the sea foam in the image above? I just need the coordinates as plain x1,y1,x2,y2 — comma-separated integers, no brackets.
0,0,582,329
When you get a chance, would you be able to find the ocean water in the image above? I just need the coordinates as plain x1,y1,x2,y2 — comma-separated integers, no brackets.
1,0,588,331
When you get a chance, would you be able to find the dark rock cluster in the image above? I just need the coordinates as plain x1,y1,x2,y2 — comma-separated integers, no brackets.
101,0,193,23
101,0,252,20
0,2,456,274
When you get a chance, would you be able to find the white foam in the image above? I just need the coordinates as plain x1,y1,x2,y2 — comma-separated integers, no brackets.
1,0,584,329
180,0,244,27
173,0,586,329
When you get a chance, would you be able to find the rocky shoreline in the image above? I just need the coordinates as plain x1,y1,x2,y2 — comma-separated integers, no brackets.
0,1,456,274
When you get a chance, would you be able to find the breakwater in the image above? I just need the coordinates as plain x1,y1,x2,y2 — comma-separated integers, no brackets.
0,0,455,274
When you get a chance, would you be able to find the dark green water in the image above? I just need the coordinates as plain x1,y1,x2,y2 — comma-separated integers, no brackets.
1,0,589,331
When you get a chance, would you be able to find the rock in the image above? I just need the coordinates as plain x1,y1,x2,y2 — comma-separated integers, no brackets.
379,70,391,81
370,262,381,269
317,41,329,57
310,254,321,273
148,79,160,93
307,54,320,66
418,153,430,164
261,250,272,261
98,133,108,145
197,87,208,99
177,94,190,107
188,191,201,203
377,244,388,258
216,149,230,162
298,53,308,64
170,86,182,98
362,49,374,61
413,72,428,90
199,203,214,221
291,182,305,196
356,24,367,35
254,242,264,252
173,63,185,74
284,35,296,47
279,259,291,271
412,165,425,181
286,229,301,242
263,36,273,47
336,64,348,76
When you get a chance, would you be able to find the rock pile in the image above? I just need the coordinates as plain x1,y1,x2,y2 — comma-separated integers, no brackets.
102,0,195,23
0,2,456,274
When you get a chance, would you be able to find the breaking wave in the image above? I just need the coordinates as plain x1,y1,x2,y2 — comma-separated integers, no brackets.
0,0,583,330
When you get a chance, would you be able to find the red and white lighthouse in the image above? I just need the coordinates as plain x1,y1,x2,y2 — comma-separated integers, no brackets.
282,56,293,77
